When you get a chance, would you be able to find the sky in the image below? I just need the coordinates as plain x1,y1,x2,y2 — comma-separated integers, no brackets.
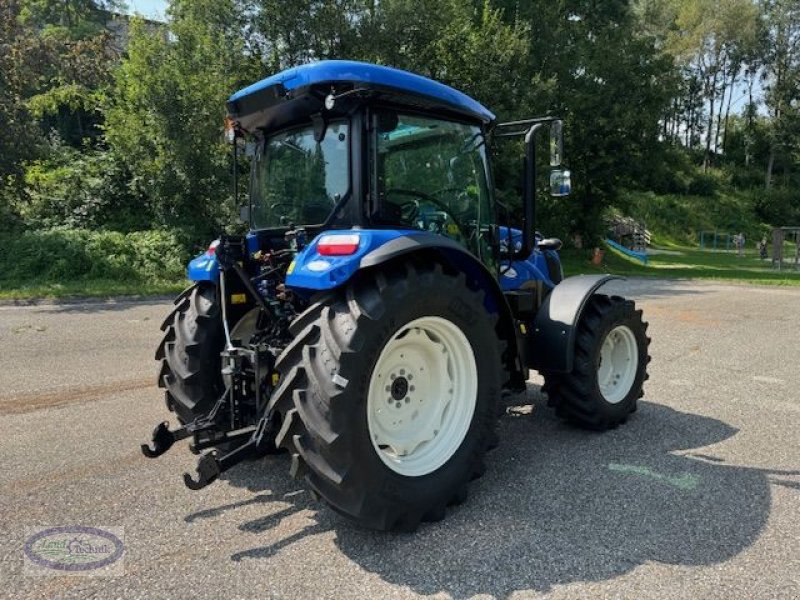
124,0,169,20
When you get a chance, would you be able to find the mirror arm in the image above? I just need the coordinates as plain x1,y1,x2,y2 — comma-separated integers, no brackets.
232,132,239,216
518,123,543,259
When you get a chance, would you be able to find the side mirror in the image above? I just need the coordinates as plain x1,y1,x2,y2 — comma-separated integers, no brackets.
549,120,563,167
550,169,571,197
239,204,251,224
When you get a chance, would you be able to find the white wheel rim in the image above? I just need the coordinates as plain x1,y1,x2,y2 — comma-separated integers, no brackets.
597,325,638,404
367,316,478,477
230,308,260,345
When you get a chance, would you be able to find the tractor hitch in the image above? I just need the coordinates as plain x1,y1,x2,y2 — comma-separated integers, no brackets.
140,421,190,458
142,339,283,489
183,453,221,490
182,411,280,490
140,388,232,459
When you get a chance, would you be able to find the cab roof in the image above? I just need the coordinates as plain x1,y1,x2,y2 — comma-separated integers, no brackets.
227,60,495,132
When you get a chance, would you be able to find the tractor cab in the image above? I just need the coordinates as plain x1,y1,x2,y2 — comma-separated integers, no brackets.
222,60,569,290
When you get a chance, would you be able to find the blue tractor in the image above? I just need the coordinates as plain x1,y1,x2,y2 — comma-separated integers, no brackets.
142,61,650,531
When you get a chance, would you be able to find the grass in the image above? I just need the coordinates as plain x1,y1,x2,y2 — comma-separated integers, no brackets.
562,243,800,286
0,278,188,301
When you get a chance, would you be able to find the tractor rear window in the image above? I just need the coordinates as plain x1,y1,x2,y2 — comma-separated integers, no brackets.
250,121,349,229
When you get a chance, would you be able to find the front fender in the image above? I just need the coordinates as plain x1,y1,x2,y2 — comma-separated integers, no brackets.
528,274,622,373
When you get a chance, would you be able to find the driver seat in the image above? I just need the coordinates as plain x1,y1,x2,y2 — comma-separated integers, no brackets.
537,237,563,251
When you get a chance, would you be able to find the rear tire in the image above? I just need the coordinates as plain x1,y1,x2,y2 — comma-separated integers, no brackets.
542,294,650,430
269,260,506,531
156,283,225,424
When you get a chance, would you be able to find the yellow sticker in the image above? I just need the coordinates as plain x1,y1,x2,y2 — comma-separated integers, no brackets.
287,260,296,274
446,223,459,235
230,293,247,305
271,373,280,386
519,323,527,334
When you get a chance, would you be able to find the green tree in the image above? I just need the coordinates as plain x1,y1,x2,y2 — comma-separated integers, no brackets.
0,0,45,226
105,0,257,233
761,0,800,189
248,0,370,70
496,0,675,242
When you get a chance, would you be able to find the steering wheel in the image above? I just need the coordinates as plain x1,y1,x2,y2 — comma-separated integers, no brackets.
432,186,474,217
384,188,455,222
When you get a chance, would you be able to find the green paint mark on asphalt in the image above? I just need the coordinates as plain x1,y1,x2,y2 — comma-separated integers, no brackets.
608,463,700,490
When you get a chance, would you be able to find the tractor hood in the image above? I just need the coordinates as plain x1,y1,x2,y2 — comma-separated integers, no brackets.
226,60,495,133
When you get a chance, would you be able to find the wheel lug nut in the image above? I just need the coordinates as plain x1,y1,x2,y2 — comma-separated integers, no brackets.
395,402,401,409
408,374,413,380
410,385,415,392
405,397,410,404
400,369,405,375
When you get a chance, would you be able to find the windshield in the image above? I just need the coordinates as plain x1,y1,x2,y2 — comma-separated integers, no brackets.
250,121,349,229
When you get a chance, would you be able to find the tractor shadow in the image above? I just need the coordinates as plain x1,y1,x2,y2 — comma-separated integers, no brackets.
209,384,792,598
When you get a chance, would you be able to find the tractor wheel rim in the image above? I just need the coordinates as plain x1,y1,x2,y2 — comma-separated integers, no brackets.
367,316,478,477
230,308,260,345
597,324,638,404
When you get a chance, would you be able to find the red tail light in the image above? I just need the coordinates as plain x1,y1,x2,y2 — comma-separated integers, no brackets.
317,234,360,256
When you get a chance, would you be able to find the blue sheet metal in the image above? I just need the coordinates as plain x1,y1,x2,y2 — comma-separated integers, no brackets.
228,60,495,124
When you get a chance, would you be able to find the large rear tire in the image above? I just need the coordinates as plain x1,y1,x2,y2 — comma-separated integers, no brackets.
156,283,225,424
269,260,506,531
542,294,650,430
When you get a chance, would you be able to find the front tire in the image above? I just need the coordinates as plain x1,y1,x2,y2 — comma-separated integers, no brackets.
270,260,506,531
542,294,650,430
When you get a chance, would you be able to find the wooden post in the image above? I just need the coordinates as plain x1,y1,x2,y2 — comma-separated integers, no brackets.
772,228,784,270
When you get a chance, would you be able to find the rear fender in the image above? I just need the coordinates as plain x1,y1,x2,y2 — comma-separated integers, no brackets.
285,229,421,292
528,274,622,373
365,235,524,390
287,230,524,389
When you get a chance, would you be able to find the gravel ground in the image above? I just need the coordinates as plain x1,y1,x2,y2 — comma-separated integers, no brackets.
0,279,798,599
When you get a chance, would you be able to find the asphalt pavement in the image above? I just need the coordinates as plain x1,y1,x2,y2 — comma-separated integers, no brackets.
0,279,798,599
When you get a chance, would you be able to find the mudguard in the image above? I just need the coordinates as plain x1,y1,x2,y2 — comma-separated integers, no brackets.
187,252,219,282
528,274,622,373
285,229,418,291
286,229,524,387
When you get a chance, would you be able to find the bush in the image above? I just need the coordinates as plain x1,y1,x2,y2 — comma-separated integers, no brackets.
750,187,798,226
686,172,719,196
623,190,768,246
14,140,153,232
0,228,193,284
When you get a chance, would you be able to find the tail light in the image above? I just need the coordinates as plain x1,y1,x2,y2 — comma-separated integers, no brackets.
317,234,360,256
207,239,220,256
